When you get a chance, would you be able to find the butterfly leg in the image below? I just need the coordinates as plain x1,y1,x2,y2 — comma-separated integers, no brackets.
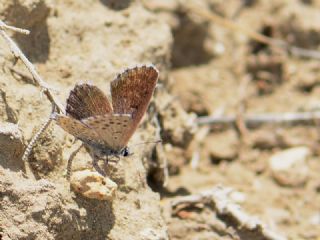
109,155,120,164
84,144,107,176
102,155,109,171
93,154,106,177
115,155,120,163
67,143,84,180
103,155,120,171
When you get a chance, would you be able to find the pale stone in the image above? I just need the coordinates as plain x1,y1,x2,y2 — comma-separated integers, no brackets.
269,147,310,187
70,170,118,201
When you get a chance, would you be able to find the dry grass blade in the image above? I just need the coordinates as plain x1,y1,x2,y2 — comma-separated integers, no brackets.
197,111,320,127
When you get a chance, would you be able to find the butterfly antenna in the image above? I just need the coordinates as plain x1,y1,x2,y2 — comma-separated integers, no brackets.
129,139,162,147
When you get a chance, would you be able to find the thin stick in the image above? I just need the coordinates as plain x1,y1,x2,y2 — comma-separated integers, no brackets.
0,21,30,35
0,20,65,114
186,4,320,60
197,111,320,127
0,89,18,123
0,20,66,177
8,66,36,85
153,114,169,187
170,185,286,240
235,77,250,137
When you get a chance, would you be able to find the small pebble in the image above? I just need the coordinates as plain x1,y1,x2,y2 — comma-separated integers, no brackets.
70,170,118,201
269,146,310,187
309,213,320,225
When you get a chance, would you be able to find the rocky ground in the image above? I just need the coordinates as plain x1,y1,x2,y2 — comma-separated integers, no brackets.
0,0,320,239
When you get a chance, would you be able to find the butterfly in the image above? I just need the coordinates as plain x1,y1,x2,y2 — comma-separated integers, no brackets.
52,64,159,171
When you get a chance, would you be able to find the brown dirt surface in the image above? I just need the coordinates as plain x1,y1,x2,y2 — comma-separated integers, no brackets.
1,0,320,239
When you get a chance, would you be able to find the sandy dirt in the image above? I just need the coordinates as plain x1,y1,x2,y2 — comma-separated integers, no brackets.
0,0,320,239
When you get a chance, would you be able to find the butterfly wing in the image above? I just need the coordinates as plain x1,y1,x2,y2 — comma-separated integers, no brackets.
66,83,113,120
110,65,159,146
54,114,104,145
55,65,158,151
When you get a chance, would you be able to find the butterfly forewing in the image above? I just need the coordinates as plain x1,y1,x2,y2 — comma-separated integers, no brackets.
111,65,158,145
82,114,133,151
66,83,113,120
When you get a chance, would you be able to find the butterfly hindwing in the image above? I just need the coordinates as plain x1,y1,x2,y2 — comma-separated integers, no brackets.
66,83,113,120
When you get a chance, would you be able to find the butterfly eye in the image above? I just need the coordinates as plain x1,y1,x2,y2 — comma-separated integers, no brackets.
122,147,130,157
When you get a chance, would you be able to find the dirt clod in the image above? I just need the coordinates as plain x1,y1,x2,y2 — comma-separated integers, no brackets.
0,122,25,171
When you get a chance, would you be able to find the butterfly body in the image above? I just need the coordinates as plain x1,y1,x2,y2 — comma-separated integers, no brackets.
53,64,159,162
80,137,131,159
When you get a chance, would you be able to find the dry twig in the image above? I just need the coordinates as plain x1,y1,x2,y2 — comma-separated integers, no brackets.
235,76,251,137
0,20,64,113
0,88,18,123
170,185,287,240
0,20,65,175
153,113,169,187
0,21,30,34
8,66,36,85
197,111,320,127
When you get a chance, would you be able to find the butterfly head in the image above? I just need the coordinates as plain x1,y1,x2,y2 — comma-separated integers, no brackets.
120,146,132,157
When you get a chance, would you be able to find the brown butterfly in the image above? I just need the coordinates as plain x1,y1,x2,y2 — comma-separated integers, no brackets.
53,64,159,167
